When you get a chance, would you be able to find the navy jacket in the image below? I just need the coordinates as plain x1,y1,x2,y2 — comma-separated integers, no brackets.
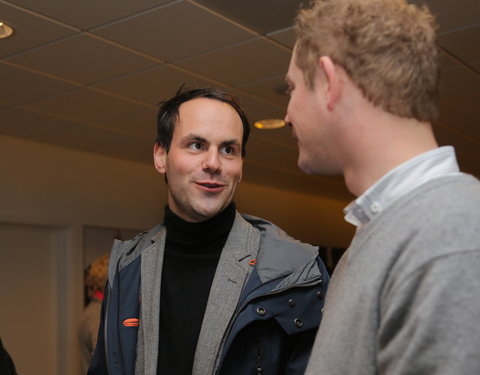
89,213,329,374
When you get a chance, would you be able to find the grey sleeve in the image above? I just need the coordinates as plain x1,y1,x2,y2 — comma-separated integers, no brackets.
378,249,480,375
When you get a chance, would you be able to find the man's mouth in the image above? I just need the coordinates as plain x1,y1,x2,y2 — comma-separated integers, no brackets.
194,181,226,191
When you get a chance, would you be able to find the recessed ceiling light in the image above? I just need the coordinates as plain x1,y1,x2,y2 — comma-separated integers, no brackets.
253,119,286,129
0,22,14,39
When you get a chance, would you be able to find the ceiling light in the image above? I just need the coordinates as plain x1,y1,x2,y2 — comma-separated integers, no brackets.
0,22,14,39
254,119,286,130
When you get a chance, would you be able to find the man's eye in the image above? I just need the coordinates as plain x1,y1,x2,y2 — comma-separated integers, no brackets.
188,142,203,150
221,145,235,155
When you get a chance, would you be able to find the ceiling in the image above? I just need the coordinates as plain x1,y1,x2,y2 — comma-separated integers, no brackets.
1,0,479,202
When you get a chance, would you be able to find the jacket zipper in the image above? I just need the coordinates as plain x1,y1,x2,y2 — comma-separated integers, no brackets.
213,276,323,373
256,343,262,375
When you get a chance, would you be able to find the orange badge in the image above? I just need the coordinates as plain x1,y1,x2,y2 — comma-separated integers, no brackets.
123,318,139,327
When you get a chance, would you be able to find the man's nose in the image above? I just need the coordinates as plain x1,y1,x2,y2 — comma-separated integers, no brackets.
284,112,291,126
203,149,221,174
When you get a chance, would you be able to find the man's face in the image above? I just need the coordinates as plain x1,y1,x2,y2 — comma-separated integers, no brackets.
284,51,341,175
154,97,244,222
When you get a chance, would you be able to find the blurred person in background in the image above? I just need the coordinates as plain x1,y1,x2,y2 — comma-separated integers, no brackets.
79,254,109,374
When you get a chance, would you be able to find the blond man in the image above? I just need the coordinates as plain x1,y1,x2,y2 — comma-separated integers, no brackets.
284,0,480,373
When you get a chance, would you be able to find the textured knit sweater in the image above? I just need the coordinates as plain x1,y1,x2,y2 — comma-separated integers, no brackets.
306,174,480,375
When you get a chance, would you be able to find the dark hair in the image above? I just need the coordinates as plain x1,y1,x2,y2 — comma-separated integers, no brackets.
156,86,251,156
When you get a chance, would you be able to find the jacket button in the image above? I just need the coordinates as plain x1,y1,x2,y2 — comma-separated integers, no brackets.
294,318,303,328
288,298,296,307
256,307,266,316
316,291,323,299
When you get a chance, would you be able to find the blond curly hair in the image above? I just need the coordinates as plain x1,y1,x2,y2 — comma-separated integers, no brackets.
85,254,109,296
294,0,440,122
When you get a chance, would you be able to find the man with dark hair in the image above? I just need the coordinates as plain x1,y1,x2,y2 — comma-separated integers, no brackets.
285,0,480,374
89,86,329,375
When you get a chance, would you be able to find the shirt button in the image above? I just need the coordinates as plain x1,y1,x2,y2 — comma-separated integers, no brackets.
316,291,323,299
288,298,296,307
370,202,381,213
256,307,266,316
293,318,303,328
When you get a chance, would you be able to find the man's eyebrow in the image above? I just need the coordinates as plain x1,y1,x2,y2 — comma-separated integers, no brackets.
181,135,240,147
182,134,208,144
220,139,241,148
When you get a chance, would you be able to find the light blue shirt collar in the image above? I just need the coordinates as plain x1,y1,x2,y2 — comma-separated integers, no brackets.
344,146,461,228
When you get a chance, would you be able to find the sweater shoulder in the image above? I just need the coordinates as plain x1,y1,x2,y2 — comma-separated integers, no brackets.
366,174,480,242
365,174,480,296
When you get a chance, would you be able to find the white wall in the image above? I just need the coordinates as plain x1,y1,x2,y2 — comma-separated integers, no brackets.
236,183,353,247
1,135,167,375
0,134,353,374
0,223,66,375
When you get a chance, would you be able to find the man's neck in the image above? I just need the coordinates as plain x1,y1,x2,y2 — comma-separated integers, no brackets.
342,111,438,197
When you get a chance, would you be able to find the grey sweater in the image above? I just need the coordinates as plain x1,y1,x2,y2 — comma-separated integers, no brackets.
306,174,480,375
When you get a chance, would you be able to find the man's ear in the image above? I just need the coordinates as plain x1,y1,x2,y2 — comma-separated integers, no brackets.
318,56,341,111
153,143,167,174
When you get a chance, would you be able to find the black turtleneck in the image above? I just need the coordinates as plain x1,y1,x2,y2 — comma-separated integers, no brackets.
157,202,236,375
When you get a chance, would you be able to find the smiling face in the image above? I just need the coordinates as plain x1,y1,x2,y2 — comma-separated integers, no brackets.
154,97,244,222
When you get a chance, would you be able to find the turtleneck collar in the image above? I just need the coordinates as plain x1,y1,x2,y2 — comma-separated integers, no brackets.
163,202,236,253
